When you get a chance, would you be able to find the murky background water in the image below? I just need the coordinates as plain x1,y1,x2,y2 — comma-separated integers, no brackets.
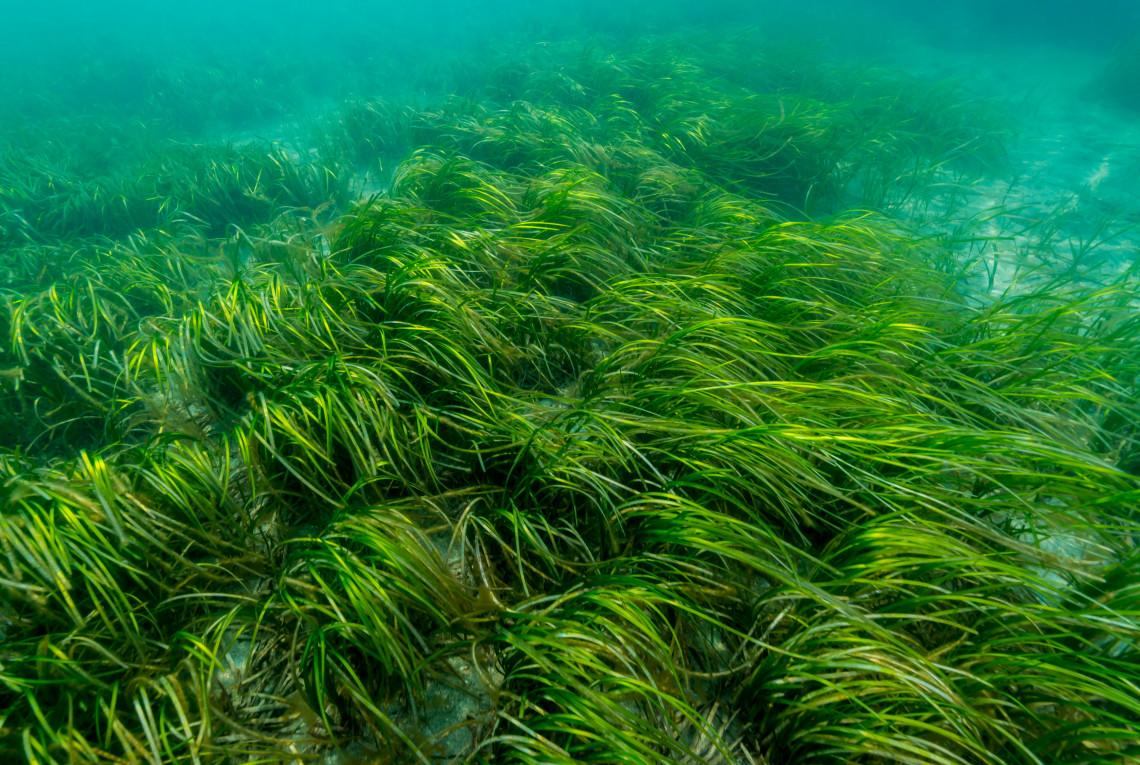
4,0,1138,278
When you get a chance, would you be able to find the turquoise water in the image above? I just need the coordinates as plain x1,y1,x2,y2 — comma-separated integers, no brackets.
2,1,1136,111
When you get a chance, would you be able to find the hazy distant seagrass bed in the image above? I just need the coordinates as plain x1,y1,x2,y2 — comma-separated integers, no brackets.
1,2,1139,764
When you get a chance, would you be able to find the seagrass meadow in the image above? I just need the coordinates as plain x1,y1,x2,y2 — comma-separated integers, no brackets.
2,25,1140,765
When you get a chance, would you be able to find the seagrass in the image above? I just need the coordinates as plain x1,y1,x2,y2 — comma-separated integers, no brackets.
0,31,1137,765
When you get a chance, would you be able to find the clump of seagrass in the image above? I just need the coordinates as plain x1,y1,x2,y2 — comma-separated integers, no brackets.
1088,35,1140,112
